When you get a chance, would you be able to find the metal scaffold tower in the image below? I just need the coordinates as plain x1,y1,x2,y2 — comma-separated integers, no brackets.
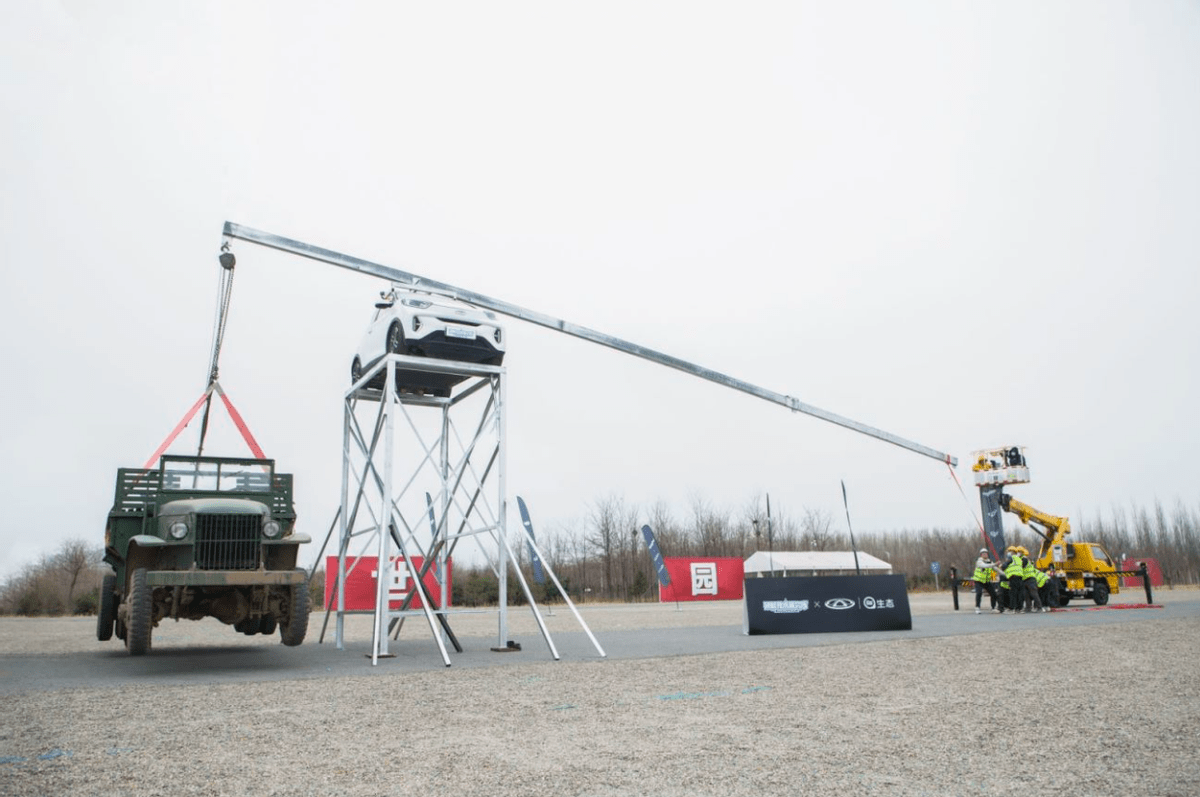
334,352,567,665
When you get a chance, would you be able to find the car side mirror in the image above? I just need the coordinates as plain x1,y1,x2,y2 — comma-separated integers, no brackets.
375,301,394,309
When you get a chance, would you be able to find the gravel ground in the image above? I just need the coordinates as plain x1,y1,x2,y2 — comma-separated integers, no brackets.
3,590,1199,796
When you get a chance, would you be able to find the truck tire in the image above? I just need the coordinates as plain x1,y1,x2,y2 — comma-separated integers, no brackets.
1092,580,1110,606
279,572,310,647
96,572,116,642
126,568,153,656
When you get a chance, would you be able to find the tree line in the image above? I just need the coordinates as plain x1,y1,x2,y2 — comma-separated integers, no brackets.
494,493,1200,603
4,495,1198,614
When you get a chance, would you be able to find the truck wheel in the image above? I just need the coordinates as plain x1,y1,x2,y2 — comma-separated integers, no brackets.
279,571,310,647
126,568,153,656
96,572,116,642
259,616,277,635
1092,580,1110,606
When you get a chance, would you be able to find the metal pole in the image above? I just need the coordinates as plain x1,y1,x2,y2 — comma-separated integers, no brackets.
497,372,508,649
372,360,396,664
950,567,960,611
221,222,958,467
523,530,606,657
766,494,774,577
336,397,352,649
841,480,862,576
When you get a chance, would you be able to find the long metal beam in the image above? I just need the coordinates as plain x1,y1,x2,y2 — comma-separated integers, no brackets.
222,221,957,466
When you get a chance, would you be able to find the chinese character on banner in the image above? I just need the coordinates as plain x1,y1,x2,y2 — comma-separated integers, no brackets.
371,557,411,600
691,562,718,596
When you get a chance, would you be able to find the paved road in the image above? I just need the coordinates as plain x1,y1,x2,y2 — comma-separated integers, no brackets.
2,597,1194,695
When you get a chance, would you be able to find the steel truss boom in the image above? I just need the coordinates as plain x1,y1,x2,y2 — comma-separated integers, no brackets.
222,221,957,466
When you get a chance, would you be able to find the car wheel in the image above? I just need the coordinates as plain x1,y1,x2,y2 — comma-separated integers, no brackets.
279,571,310,647
1092,580,1110,606
386,321,405,355
96,572,116,642
126,568,153,656
351,356,364,386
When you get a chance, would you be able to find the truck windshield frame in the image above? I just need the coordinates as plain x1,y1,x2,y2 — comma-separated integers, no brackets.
159,455,275,494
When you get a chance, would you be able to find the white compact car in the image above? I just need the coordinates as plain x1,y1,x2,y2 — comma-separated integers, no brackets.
350,287,506,397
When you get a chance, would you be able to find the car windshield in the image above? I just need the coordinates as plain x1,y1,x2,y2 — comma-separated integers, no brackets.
161,457,273,493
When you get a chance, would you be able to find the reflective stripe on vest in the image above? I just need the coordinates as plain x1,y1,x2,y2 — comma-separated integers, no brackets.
1034,569,1049,587
973,567,992,582
1004,555,1024,578
1023,560,1038,579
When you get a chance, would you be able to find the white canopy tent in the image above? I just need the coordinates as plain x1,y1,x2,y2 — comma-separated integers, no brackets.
744,551,892,577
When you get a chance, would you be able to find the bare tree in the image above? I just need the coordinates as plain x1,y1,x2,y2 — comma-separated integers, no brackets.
589,495,634,599
55,539,98,605
802,507,835,550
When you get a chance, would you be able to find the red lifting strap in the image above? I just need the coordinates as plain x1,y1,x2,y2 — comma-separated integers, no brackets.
143,382,266,468
214,383,266,460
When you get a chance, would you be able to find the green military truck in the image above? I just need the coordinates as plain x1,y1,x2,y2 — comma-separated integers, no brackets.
98,455,311,655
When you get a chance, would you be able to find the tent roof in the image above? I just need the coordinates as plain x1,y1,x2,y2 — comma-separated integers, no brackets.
744,551,892,573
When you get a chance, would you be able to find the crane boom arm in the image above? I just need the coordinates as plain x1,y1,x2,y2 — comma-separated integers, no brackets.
221,221,957,466
999,493,1071,543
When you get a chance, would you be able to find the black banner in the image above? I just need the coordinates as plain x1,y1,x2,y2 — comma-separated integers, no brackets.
743,575,912,635
979,485,1007,556
641,525,671,587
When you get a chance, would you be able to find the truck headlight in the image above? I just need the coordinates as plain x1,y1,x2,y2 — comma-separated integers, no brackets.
263,520,282,539
169,521,189,540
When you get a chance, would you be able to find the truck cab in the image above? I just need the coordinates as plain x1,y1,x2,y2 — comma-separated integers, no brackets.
98,455,311,654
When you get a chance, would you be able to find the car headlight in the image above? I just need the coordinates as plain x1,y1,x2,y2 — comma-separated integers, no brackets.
263,520,282,539
402,297,431,309
169,521,189,540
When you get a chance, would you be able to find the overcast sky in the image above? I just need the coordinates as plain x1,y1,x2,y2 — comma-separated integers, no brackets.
2,2,1198,579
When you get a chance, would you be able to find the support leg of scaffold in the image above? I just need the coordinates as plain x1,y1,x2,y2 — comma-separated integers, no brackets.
498,530,559,660
524,529,606,658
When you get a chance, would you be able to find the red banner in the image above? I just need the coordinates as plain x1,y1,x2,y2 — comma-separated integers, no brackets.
659,557,744,602
325,555,453,611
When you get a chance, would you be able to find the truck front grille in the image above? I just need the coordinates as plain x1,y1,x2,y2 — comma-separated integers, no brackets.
195,514,260,570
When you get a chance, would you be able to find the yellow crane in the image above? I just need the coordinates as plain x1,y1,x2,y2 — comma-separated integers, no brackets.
997,489,1120,605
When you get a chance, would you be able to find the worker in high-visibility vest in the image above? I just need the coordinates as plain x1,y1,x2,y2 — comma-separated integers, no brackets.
1021,549,1044,613
971,548,999,614
1002,547,1026,613
1036,566,1059,612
